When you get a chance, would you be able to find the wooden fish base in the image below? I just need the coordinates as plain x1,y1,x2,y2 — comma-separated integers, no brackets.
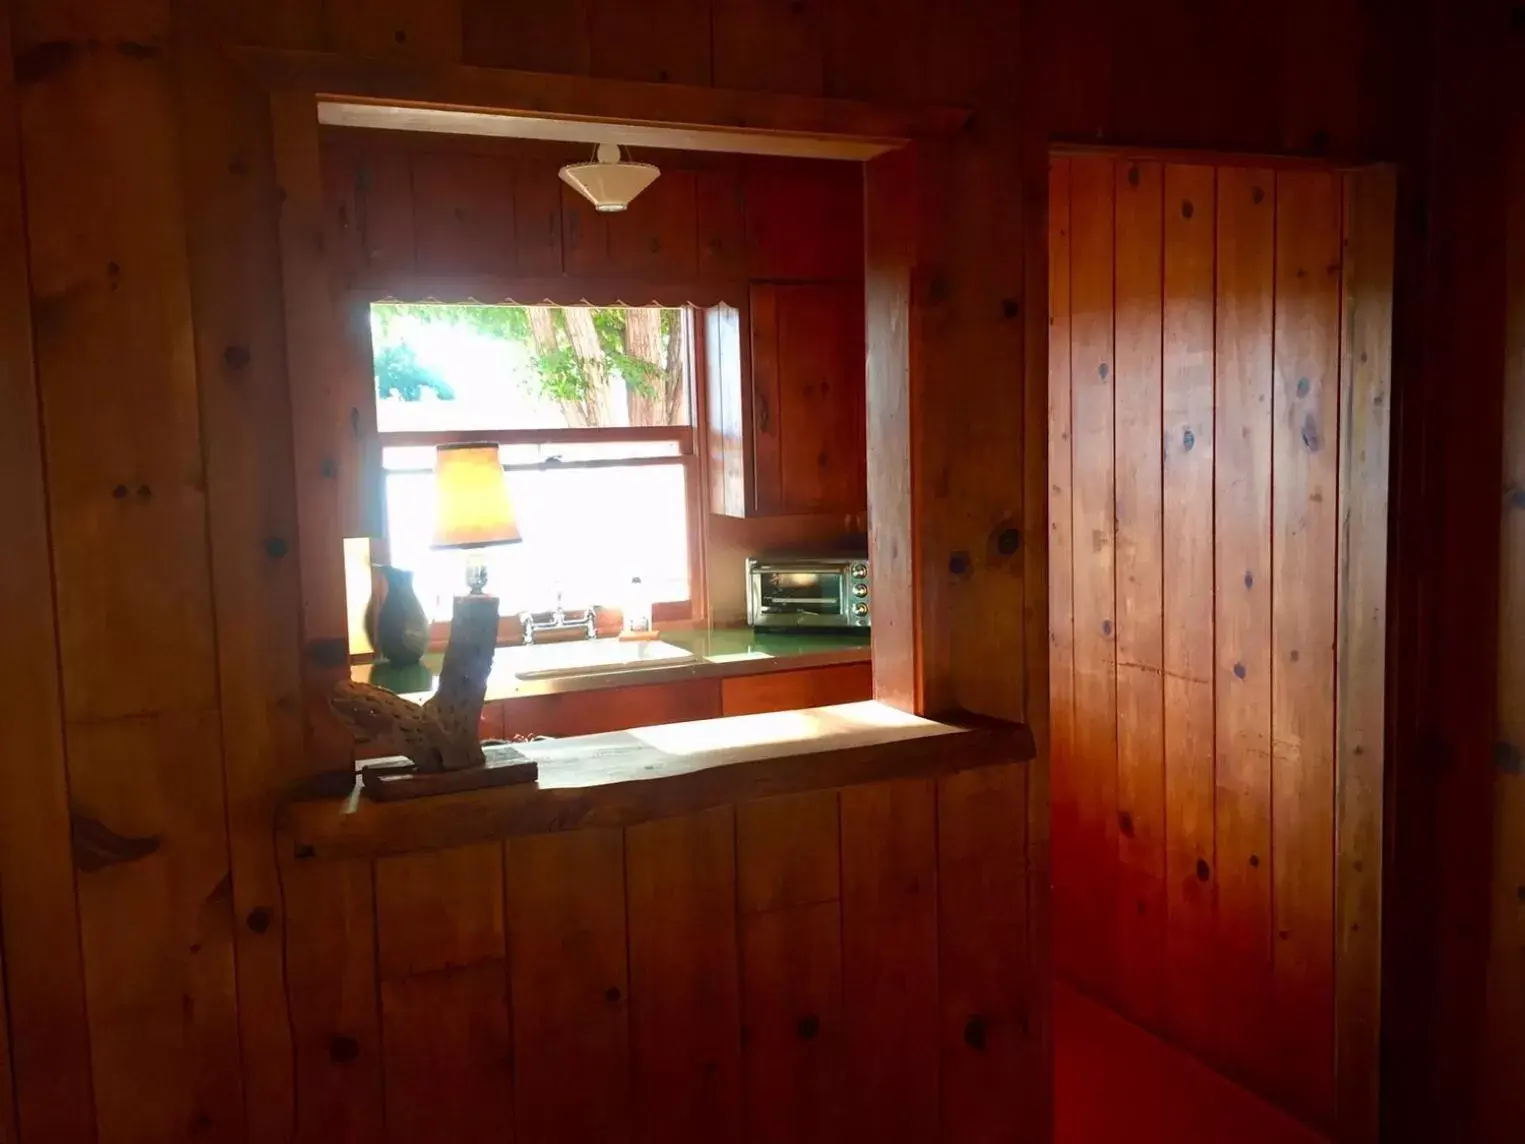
361,742,538,802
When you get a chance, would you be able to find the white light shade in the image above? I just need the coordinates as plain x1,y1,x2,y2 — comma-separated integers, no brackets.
559,143,660,213
431,444,522,549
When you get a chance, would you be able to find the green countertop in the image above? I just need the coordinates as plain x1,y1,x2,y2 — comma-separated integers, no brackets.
358,626,870,703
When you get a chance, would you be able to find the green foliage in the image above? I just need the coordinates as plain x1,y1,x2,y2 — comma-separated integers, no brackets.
370,301,677,409
374,341,455,402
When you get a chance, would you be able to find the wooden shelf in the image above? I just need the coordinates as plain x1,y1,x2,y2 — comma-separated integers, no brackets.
281,701,1033,860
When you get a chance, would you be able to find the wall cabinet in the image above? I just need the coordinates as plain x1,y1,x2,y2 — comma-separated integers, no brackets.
708,283,867,517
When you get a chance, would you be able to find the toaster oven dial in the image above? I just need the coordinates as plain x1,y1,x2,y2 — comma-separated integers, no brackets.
851,582,869,598
849,562,869,579
852,602,870,617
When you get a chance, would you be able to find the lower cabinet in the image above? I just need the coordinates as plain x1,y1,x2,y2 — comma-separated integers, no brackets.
719,662,873,718
476,661,874,741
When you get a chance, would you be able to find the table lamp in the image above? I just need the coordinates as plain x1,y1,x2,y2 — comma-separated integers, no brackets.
432,442,522,595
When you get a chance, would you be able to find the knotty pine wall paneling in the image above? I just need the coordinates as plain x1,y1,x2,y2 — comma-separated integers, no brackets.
0,0,95,1140
0,0,1466,1142
1048,154,1394,1134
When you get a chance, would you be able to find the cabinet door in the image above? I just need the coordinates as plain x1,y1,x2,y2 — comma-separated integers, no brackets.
501,679,722,739
720,663,873,717
751,283,866,515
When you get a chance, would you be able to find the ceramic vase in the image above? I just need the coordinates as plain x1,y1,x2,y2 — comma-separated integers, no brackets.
365,565,429,667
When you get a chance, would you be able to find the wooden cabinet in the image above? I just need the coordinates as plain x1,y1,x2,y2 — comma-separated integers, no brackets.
500,678,722,739
708,284,867,517
720,662,873,717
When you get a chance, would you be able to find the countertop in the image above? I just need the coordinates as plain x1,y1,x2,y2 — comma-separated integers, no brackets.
280,701,1034,859
355,626,871,703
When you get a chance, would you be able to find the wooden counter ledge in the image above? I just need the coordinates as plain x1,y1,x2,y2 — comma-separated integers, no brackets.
280,701,1034,860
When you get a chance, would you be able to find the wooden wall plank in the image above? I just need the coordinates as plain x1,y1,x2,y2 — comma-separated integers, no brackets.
1270,169,1341,1122
283,857,385,1143
376,844,510,1144
69,712,244,1144
939,763,1035,1138
354,147,417,278
712,0,825,95
272,92,361,774
1212,164,1277,1085
323,0,462,63
1484,110,1525,1144
1112,158,1167,1029
459,0,591,73
1334,166,1395,1144
586,0,711,85
21,39,218,721
379,964,513,1144
0,942,13,1144
625,807,742,1144
864,144,918,711
840,779,938,1143
174,9,309,1138
1046,155,1080,1041
749,284,783,513
744,163,862,283
513,158,565,276
412,152,516,276
1160,161,1219,1059
506,828,630,1144
607,167,698,279
1063,155,1118,999
0,1,95,1138
695,166,746,278
737,791,843,1144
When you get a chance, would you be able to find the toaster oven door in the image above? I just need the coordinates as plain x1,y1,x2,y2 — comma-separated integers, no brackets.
749,566,850,627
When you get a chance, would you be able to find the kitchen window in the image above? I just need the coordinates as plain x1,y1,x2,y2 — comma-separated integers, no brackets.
369,301,701,624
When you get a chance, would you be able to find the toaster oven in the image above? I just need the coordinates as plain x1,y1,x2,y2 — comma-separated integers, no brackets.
746,554,870,630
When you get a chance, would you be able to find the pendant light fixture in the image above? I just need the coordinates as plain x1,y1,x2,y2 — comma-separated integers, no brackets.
558,142,660,213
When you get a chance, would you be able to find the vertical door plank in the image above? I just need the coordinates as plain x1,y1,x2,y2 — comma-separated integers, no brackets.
626,807,742,1144
1334,166,1394,1144
324,0,462,63
1112,158,1167,1028
939,763,1035,1139
1271,169,1341,1122
562,180,611,276
376,844,510,1144
355,147,417,279
69,713,243,1144
412,152,516,276
696,165,747,278
712,0,825,94
512,159,564,276
749,285,783,513
777,283,866,513
506,828,630,1144
1047,156,1080,1028
0,0,94,1136
586,0,711,85
841,780,938,1143
607,167,698,278
1161,162,1219,1058
176,25,310,1137
737,792,844,1144
459,0,590,73
1064,155,1119,1000
1213,164,1277,1084
321,141,367,287
283,856,385,1143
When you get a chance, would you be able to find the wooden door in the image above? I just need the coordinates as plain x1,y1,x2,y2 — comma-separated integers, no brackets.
1048,154,1394,1136
750,283,867,515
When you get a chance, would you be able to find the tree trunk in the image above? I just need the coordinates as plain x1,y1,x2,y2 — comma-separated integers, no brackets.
525,305,591,427
623,307,665,426
562,306,623,426
662,311,686,424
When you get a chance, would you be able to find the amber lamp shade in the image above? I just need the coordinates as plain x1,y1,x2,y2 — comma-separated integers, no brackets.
431,444,522,549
